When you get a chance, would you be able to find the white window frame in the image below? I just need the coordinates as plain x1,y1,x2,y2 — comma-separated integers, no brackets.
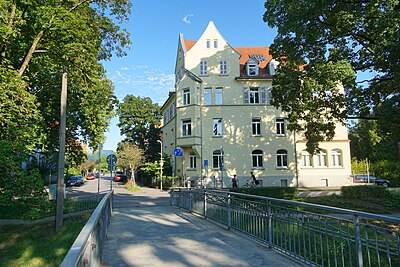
182,119,191,136
316,150,327,167
215,87,223,105
213,39,218,48
331,149,342,167
276,118,286,136
243,87,266,104
252,150,263,168
212,150,223,169
200,61,208,76
252,118,261,136
247,63,258,76
206,39,210,49
189,155,196,169
219,61,227,75
213,118,222,136
277,149,288,168
204,88,212,105
301,150,312,167
183,88,190,105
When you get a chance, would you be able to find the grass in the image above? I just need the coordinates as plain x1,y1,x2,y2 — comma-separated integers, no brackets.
124,180,142,192
0,214,89,267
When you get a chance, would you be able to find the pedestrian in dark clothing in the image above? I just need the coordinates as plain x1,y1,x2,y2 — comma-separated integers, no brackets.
232,175,238,188
251,172,259,185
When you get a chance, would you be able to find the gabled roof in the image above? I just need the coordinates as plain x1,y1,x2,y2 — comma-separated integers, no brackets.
184,40,196,52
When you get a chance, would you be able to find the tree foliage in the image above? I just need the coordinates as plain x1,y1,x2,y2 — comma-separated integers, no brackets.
264,0,400,153
0,0,131,159
117,95,161,161
116,142,144,182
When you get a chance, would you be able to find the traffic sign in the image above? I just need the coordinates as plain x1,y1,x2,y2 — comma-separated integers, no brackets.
174,147,183,157
204,160,208,167
108,165,116,171
106,154,117,165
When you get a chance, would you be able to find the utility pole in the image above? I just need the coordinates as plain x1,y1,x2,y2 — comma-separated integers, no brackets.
56,69,67,232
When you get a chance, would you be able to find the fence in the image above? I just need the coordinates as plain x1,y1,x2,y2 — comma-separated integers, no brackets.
170,189,400,267
60,190,113,267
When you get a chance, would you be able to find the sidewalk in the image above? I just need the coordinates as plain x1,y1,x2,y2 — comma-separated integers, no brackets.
101,184,304,267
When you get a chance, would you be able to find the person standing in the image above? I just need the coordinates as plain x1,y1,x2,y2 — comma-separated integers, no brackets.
232,175,238,188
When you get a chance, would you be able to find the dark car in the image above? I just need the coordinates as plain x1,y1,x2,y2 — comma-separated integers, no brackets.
353,174,390,187
66,175,84,187
114,171,127,183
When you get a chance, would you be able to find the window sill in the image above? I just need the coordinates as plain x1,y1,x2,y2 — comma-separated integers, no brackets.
212,135,223,138
275,134,287,137
252,134,262,137
219,74,228,76
251,167,265,170
276,167,288,170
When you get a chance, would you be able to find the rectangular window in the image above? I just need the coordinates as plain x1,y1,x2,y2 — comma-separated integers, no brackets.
213,39,218,48
302,152,312,167
200,61,208,75
252,118,261,135
219,61,227,75
164,111,168,123
213,118,222,136
183,89,190,105
206,39,210,48
277,152,288,168
316,152,327,167
169,106,173,119
249,88,260,104
252,152,263,168
182,119,191,136
276,118,285,135
204,88,212,105
248,64,258,76
189,155,196,169
213,154,223,169
215,87,223,104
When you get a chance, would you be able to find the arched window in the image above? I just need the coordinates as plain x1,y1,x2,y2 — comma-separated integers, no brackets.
212,150,223,170
331,149,342,167
301,150,312,167
252,150,263,168
277,149,288,168
316,150,327,167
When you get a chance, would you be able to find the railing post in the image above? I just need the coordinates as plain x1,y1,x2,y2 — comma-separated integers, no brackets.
227,193,232,229
267,200,272,248
353,214,364,267
189,191,193,212
204,191,207,219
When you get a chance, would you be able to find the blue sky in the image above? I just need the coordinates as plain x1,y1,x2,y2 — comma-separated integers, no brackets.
102,0,276,150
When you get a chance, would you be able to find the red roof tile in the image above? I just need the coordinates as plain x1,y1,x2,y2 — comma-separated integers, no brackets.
234,46,273,78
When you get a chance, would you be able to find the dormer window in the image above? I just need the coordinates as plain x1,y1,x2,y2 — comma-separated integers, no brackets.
246,59,259,76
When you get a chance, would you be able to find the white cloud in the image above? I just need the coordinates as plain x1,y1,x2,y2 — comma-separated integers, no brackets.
182,14,193,24
108,65,175,105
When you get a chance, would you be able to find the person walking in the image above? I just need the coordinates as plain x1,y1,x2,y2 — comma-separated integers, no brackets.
231,175,238,188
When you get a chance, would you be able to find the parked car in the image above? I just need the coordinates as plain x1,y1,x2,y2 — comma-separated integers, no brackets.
66,175,84,187
353,174,390,187
87,173,96,180
114,171,128,183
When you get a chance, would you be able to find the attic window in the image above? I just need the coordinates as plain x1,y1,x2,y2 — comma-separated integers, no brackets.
247,63,258,76
249,54,266,62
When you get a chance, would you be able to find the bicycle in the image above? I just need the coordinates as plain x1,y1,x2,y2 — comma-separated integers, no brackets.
241,179,261,188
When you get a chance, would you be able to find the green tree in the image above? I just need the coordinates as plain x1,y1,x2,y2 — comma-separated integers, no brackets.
116,142,144,183
0,0,131,160
117,95,161,161
264,0,399,154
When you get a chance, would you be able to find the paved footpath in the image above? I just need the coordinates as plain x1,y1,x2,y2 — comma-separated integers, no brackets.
101,184,304,267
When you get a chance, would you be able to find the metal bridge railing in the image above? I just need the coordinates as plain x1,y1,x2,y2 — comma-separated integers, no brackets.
170,189,400,267
60,190,113,267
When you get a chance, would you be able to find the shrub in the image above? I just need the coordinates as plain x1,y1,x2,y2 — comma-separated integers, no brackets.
341,185,391,200
231,186,298,200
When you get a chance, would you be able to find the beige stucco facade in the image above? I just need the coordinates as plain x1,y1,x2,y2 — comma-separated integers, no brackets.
161,21,352,188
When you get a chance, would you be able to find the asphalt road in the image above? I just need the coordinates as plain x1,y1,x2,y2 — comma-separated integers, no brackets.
65,174,120,198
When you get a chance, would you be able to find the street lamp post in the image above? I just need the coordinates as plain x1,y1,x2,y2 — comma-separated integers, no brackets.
157,140,163,191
